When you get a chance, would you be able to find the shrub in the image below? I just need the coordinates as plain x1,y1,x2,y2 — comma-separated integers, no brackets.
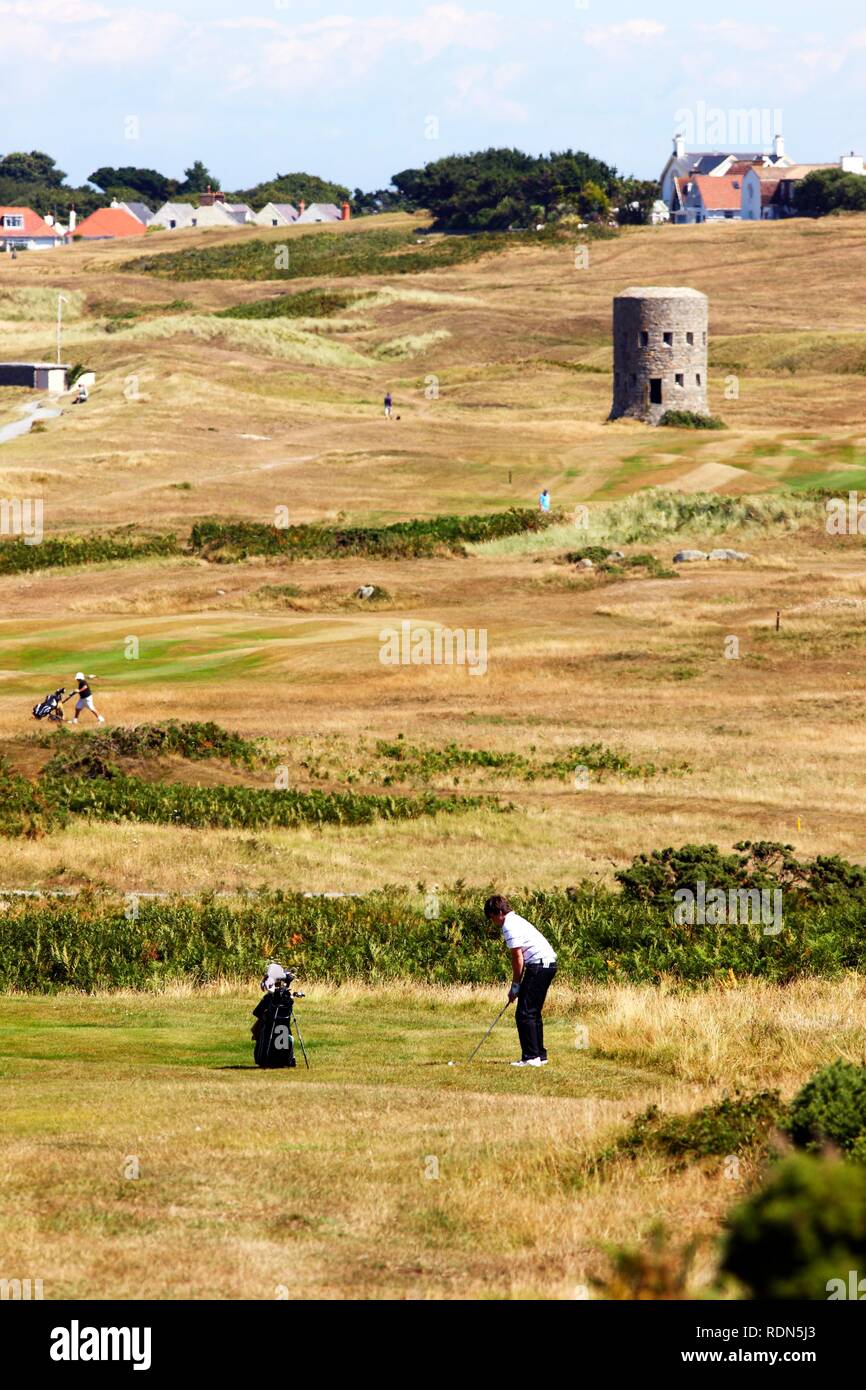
614,840,866,909
216,289,357,320
0,532,179,576
189,508,558,561
658,410,726,430
0,757,66,838
608,1092,783,1164
785,1060,866,1156
42,721,260,770
722,1154,866,1299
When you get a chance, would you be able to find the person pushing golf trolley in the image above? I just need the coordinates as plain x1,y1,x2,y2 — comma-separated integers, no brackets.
70,672,105,726
481,894,557,1067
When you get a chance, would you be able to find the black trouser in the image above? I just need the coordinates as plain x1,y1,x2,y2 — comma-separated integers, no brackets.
515,962,557,1060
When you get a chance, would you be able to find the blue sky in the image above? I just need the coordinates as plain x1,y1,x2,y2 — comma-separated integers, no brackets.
1,0,864,191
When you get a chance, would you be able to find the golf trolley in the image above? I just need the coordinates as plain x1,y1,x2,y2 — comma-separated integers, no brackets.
252,964,309,1070
32,687,73,724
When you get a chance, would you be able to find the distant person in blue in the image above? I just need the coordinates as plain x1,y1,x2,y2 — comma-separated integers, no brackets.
384,391,393,419
539,488,551,513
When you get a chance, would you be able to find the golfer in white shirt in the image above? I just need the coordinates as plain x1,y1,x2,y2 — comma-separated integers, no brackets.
484,894,557,1068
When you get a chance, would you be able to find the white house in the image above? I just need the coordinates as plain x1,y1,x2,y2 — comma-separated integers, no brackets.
742,156,865,219
254,202,299,227
0,207,64,251
151,200,242,230
660,134,792,219
295,201,346,224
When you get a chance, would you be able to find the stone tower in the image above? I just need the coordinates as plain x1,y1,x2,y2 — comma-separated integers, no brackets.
609,286,708,424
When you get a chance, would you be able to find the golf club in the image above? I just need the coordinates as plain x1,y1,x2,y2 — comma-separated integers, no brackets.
464,998,513,1064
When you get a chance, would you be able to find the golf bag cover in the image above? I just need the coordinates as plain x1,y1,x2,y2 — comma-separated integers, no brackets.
33,690,62,720
252,990,296,1068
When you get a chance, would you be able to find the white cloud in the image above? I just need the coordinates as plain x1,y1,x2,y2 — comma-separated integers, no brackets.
448,60,527,122
584,19,665,50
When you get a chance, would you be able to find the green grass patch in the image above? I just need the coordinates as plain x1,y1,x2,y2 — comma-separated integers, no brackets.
121,225,579,282
215,288,357,320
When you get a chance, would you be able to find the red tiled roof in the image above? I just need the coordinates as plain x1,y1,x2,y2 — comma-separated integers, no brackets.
689,174,744,210
68,207,146,239
0,206,61,239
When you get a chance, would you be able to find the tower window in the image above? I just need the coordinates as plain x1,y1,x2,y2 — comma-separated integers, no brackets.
663,332,673,346
675,373,684,388
630,373,637,387
686,331,694,346
639,331,649,347
696,373,702,386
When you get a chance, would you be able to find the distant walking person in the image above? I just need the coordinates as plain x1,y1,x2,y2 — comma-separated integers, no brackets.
70,672,105,726
539,488,551,513
384,391,393,419
484,894,557,1068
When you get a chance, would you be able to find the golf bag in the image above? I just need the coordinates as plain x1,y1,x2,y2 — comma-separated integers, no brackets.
252,963,304,1069
32,687,68,723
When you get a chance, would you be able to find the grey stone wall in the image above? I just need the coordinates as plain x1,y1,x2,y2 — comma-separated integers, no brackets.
609,286,709,423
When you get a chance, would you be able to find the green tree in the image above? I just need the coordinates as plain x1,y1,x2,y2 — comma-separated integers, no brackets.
0,150,66,185
577,181,610,221
179,161,220,195
233,171,350,209
617,179,661,225
88,166,173,203
794,168,866,216
722,1155,866,1299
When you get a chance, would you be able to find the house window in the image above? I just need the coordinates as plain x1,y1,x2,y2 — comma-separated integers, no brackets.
650,378,663,404
686,331,694,346
663,331,673,347
696,373,702,386
675,373,684,388
639,331,649,347
2,214,24,229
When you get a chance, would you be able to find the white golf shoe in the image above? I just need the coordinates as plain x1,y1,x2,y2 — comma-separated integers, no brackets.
511,1058,543,1068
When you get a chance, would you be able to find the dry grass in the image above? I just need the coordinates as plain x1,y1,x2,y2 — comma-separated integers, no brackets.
0,977,856,1299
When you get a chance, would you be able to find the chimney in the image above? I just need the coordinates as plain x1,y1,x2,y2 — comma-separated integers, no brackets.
110,197,120,209
773,132,785,159
341,201,351,221
674,133,685,159
68,207,77,232
44,213,54,227
298,199,306,216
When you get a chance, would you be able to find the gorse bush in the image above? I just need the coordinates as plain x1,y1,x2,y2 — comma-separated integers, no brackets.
0,532,179,575
216,289,357,320
41,721,260,773
606,1092,784,1165
658,410,726,430
616,841,866,909
785,1060,866,1156
189,508,557,561
0,758,65,838
722,1154,866,1300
